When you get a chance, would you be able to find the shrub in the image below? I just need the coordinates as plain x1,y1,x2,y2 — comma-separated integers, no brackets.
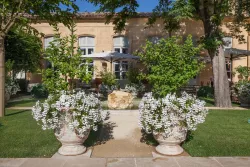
126,67,140,84
139,92,208,138
31,84,48,98
233,66,250,104
136,35,204,97
124,83,145,96
100,71,117,88
197,86,214,98
5,60,20,97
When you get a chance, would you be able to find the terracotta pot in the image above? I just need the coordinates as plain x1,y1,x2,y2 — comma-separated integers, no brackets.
153,126,187,155
56,124,90,156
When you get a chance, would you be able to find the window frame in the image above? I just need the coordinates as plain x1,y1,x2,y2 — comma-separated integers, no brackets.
225,58,232,80
114,61,129,80
80,60,95,77
113,36,129,54
78,36,95,55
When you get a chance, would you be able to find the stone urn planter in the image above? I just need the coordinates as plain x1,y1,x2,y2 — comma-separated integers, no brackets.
139,92,208,156
153,126,187,155
31,91,105,156
56,123,90,156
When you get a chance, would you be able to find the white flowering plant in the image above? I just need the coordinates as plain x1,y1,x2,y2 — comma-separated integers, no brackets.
233,81,250,104
32,90,106,137
124,83,145,96
139,92,208,139
5,80,20,96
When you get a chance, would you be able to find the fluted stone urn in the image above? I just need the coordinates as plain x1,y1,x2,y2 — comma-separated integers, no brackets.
55,124,90,156
153,126,187,155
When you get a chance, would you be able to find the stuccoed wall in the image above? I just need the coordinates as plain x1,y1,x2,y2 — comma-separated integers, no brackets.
28,15,250,86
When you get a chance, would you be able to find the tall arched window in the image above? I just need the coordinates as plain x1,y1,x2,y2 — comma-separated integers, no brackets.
79,36,95,55
113,36,129,54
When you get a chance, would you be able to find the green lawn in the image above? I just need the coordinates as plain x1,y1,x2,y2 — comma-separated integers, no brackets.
200,97,240,107
0,109,60,158
182,110,250,156
6,98,45,108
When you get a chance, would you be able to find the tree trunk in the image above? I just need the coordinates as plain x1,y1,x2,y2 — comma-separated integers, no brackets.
0,36,5,117
211,46,232,107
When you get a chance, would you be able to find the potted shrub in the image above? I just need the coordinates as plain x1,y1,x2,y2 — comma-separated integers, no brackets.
137,35,208,155
32,91,105,155
139,92,208,155
31,23,106,156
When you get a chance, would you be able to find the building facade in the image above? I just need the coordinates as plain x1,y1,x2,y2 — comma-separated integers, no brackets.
28,13,250,87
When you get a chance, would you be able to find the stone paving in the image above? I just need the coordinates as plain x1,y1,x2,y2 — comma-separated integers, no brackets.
1,157,250,167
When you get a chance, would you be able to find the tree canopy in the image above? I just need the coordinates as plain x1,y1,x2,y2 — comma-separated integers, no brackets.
5,27,42,75
137,35,203,97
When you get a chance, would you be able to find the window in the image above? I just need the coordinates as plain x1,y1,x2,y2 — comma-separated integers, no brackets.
44,36,54,68
226,59,232,79
79,36,95,55
113,36,129,53
44,36,54,50
114,61,129,79
81,60,94,75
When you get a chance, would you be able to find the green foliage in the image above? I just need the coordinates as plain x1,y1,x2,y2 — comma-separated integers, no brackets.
43,23,92,94
5,27,42,74
5,60,13,84
137,35,203,97
100,71,117,88
31,84,48,98
235,65,250,81
0,0,79,35
197,86,214,98
88,0,139,32
126,67,140,84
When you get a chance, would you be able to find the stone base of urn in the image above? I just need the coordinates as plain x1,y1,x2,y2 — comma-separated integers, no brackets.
153,127,187,156
108,90,134,109
56,124,90,156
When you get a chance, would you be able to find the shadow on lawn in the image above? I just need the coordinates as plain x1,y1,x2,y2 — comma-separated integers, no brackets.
84,121,116,147
5,110,29,116
6,99,36,107
203,98,215,106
